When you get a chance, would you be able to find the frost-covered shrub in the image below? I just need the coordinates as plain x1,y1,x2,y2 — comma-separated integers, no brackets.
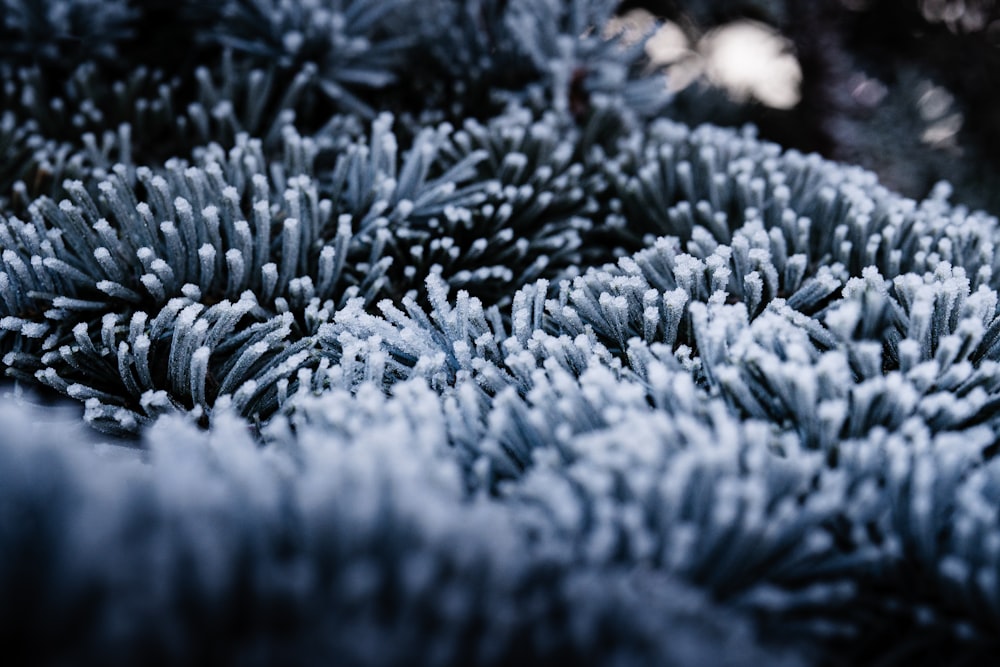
3,1,1000,665
0,392,801,667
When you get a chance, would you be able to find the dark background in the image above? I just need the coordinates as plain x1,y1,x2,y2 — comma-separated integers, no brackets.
625,0,1000,215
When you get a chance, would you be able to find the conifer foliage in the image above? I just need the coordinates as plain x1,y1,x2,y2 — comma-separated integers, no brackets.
1,1,999,665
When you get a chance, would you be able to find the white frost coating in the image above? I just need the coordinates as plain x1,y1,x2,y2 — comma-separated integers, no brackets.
1,24,1000,663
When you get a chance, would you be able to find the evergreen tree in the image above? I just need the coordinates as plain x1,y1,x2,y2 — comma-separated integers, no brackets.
1,1,999,665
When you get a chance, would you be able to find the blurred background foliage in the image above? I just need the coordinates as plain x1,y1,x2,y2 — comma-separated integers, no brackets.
619,0,1000,215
